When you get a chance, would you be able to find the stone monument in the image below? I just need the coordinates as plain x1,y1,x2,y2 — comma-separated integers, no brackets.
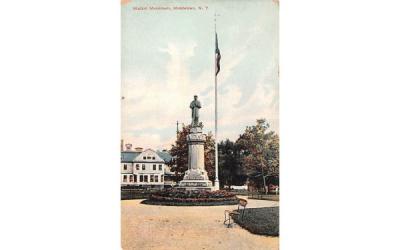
179,95,213,190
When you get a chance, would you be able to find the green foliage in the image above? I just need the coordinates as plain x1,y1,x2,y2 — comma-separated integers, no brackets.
266,133,279,176
169,119,279,191
236,119,279,192
204,132,216,181
169,125,190,179
218,139,246,188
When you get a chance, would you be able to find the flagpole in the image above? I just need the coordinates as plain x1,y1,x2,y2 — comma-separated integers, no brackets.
214,12,220,190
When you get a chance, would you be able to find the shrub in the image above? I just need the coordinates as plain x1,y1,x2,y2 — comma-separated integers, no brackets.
148,189,238,204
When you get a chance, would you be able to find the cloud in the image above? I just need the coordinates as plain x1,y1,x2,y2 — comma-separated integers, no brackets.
216,72,279,141
121,1,279,149
123,133,176,151
122,41,207,148
122,37,279,148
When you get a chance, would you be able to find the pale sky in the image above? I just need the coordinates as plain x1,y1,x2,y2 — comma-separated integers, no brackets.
122,0,279,150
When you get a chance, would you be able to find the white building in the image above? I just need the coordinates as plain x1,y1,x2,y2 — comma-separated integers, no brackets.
121,146,171,188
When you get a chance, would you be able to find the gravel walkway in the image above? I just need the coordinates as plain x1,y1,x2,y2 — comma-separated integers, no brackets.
121,196,279,250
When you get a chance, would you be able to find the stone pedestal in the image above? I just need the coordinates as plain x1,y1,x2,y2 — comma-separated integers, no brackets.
179,126,213,190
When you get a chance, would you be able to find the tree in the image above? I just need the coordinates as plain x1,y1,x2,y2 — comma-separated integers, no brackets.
204,132,216,182
170,125,215,182
236,119,279,193
218,139,246,189
218,139,235,189
266,133,279,176
169,125,190,180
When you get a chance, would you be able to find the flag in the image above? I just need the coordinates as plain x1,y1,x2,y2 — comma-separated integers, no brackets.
215,33,221,76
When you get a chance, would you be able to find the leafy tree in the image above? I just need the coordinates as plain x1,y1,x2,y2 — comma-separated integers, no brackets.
266,133,279,176
169,125,190,180
218,139,247,189
170,125,216,182
236,119,279,193
169,120,279,191
204,132,216,182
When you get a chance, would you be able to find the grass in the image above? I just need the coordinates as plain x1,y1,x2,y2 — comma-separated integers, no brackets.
232,206,279,236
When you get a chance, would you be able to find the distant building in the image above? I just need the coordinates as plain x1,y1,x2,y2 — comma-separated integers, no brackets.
121,146,174,188
154,150,176,187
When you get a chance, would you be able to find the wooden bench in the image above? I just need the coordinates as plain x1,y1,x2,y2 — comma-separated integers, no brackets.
224,198,248,228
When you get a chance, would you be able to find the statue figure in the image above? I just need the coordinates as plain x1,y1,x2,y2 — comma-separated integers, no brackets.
190,95,201,127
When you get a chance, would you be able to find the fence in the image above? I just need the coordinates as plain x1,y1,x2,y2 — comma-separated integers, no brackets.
248,192,279,201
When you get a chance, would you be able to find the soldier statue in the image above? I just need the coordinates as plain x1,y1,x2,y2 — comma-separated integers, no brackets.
190,95,201,127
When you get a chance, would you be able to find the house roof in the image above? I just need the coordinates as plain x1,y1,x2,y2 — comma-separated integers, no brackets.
121,151,141,162
156,151,173,163
121,150,173,163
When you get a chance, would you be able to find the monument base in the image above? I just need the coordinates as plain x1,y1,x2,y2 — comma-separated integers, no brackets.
178,179,213,191
179,168,213,191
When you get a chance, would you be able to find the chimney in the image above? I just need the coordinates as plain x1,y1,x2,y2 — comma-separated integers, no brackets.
125,144,132,151
121,139,124,151
135,147,143,152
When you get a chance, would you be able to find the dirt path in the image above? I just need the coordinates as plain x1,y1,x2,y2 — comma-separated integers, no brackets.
121,197,279,250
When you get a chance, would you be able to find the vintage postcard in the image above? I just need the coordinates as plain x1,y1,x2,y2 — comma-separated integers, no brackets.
121,0,279,249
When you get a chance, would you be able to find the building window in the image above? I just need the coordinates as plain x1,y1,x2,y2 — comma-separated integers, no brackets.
144,175,148,182
140,175,143,182
159,165,162,171
123,164,127,170
161,175,164,182
136,164,139,170
123,175,127,182
153,164,156,170
129,175,133,182
143,156,146,160
152,157,155,160
155,175,159,182
134,175,137,182
150,175,154,182
142,164,145,170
